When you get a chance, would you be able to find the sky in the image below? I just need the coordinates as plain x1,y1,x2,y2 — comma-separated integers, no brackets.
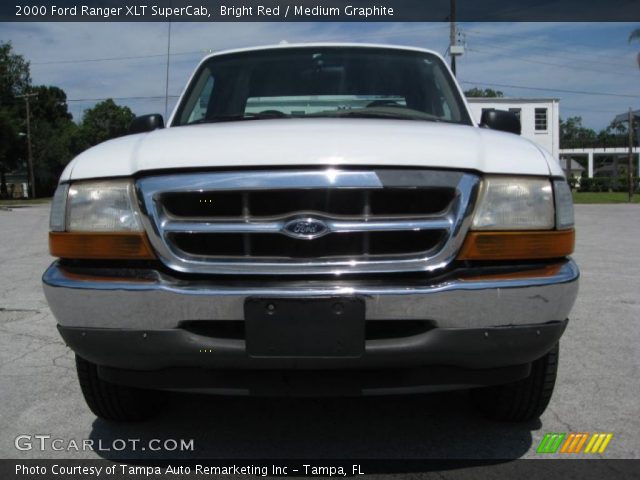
1,21,638,130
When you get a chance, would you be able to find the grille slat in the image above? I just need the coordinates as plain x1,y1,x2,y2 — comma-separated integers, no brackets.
162,218,453,234
162,188,455,220
170,231,446,259
137,170,479,275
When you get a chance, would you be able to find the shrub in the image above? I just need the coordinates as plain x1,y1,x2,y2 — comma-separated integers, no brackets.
578,176,640,192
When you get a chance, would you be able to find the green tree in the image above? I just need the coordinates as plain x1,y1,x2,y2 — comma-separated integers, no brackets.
28,86,76,195
464,87,504,98
0,42,87,197
0,41,30,99
559,116,631,149
559,116,597,148
0,108,19,196
596,120,629,149
73,99,135,154
0,41,31,196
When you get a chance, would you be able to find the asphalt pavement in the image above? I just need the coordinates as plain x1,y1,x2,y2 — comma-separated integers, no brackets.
0,203,638,460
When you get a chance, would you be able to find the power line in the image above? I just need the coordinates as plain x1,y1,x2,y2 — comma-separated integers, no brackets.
24,25,635,71
31,50,203,65
164,21,172,119
469,39,634,70
449,0,458,75
464,27,635,67
30,25,449,66
562,106,624,115
459,80,640,99
66,95,180,102
466,37,636,72
337,24,448,41
466,46,636,77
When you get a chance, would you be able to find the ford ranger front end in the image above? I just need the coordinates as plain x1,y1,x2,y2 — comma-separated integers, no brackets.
42,44,578,422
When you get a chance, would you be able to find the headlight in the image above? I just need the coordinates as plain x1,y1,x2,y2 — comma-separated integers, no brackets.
458,176,575,261
48,180,154,260
66,181,143,232
472,177,554,230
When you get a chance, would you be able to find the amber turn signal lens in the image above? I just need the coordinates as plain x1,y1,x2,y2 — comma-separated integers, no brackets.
457,229,575,261
49,232,156,260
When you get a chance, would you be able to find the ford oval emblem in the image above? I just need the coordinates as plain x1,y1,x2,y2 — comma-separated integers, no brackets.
283,217,329,240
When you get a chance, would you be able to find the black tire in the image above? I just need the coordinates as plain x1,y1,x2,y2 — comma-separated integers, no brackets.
75,355,162,422
471,343,559,422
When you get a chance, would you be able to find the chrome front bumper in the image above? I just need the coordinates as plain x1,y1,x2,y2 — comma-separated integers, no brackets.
43,259,579,330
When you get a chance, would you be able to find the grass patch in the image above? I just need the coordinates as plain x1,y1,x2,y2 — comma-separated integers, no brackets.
573,192,640,204
0,197,51,206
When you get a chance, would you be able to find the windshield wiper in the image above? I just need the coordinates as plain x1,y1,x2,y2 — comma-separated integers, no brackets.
329,111,418,121
310,108,445,122
186,110,452,125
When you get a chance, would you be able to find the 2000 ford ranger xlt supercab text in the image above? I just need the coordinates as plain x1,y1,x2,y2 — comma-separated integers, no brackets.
43,44,579,422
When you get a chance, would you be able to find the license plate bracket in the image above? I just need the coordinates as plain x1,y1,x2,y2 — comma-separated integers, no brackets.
244,297,365,358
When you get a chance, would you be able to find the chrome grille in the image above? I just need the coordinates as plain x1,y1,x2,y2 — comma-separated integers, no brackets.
169,231,447,258
136,169,480,275
161,188,455,218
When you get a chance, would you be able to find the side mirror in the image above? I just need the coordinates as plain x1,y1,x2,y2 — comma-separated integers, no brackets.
480,109,521,135
129,114,164,135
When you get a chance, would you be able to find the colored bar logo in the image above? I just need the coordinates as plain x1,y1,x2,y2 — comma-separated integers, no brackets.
537,433,613,454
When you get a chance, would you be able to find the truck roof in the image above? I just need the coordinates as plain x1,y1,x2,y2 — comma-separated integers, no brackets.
200,42,445,62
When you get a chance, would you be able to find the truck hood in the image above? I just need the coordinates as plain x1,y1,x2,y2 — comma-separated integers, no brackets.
62,118,559,181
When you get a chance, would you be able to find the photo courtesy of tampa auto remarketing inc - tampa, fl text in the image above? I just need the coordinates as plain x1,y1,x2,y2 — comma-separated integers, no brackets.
0,1,639,479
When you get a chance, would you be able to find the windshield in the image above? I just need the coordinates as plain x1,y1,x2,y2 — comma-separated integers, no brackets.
172,47,473,126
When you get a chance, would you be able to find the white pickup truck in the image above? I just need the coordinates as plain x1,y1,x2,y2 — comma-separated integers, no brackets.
43,44,578,422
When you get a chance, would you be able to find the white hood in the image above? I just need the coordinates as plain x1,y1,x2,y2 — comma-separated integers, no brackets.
61,118,559,181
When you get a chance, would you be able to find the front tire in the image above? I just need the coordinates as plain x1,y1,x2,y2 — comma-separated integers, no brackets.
471,343,559,422
75,355,162,422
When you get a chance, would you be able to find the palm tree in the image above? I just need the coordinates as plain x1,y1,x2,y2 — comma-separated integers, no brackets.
629,28,640,67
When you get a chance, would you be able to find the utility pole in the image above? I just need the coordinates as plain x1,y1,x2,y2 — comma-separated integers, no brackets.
164,21,172,119
628,108,634,202
449,0,457,75
16,92,37,199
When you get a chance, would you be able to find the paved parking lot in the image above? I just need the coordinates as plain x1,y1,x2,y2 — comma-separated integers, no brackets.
0,203,638,460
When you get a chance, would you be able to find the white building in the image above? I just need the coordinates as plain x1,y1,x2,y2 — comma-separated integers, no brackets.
467,97,560,158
